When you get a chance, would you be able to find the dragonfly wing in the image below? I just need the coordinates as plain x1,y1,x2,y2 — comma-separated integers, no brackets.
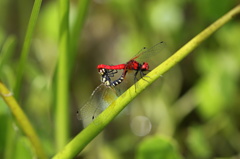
77,84,118,127
132,41,167,63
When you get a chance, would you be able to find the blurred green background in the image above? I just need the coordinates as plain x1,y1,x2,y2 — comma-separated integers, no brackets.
0,0,240,158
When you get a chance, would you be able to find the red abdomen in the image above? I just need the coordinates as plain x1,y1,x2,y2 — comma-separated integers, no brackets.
97,64,126,70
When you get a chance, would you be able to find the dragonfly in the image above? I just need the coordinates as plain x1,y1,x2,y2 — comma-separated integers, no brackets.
77,42,166,126
97,41,165,87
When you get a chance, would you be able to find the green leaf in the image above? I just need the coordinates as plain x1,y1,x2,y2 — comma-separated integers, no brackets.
136,135,182,159
186,127,212,158
14,0,42,99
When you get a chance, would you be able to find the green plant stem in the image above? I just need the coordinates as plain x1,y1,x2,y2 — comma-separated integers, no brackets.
0,82,47,159
0,36,16,72
55,0,70,151
14,0,42,99
4,118,16,159
69,0,90,72
52,4,240,159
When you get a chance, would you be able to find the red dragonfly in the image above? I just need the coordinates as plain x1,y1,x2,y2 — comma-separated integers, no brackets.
77,42,166,125
97,41,165,87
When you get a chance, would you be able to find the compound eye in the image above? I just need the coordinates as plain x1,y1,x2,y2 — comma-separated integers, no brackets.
142,62,149,70
98,68,106,75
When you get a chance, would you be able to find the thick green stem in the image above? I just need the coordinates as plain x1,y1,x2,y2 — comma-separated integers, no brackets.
0,82,47,159
55,0,70,151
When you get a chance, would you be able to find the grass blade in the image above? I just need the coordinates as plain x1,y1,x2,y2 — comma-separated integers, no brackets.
0,36,16,72
0,82,47,159
55,0,70,151
14,0,42,99
69,0,90,72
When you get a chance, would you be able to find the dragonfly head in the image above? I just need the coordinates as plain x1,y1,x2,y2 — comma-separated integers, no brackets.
98,68,112,86
98,68,105,75
141,62,149,71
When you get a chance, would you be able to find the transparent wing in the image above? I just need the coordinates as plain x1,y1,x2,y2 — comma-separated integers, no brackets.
131,41,167,63
77,84,118,127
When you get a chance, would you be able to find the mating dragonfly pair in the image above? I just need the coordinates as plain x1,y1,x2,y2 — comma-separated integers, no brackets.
98,41,164,88
77,41,165,126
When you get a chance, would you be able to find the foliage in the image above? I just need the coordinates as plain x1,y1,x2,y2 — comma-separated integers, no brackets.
0,0,240,158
